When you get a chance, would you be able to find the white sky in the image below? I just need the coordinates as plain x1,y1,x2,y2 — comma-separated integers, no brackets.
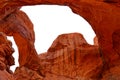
8,5,95,71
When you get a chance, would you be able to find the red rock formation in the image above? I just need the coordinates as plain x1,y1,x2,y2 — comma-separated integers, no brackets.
1,0,120,68
0,32,14,80
0,0,120,80
38,33,103,80
9,32,120,80
0,6,40,71
23,0,120,77
0,70,14,80
39,33,120,80
14,67,43,80
94,36,98,46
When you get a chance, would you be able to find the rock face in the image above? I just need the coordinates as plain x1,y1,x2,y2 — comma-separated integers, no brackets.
38,33,120,80
39,33,103,80
0,6,40,71
1,0,120,68
0,0,120,80
14,67,43,80
0,32,14,80
94,36,98,46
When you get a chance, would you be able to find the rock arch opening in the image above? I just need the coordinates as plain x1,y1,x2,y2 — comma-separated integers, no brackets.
0,1,120,79
21,5,96,53
10,5,96,71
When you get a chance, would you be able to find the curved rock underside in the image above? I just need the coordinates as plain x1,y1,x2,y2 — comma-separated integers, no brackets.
0,0,120,80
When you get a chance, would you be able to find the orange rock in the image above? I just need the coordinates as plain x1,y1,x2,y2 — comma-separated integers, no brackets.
0,32,15,79
94,36,98,46
0,8,40,70
0,0,120,79
0,70,14,80
2,0,120,68
39,33,103,80
0,0,42,76
102,65,120,80
14,67,43,80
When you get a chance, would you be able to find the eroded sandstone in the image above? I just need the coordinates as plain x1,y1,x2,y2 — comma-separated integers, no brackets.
39,33,103,80
0,0,120,80
1,0,120,68
0,7,40,71
0,32,14,80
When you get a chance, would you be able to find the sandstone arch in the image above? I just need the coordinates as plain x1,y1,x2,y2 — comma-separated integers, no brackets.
0,0,120,79
0,7,40,71
3,0,120,67
0,0,120,69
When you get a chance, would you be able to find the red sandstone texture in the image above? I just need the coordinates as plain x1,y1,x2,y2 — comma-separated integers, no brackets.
0,0,120,80
0,5,40,71
0,32,14,80
39,33,103,80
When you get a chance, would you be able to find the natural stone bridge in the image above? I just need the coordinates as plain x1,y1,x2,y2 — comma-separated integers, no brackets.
0,0,120,80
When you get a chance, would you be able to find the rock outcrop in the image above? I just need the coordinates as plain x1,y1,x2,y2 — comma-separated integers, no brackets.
39,33,103,80
1,32,120,80
0,6,40,71
0,0,120,80
14,67,43,80
0,32,14,80
1,0,120,68
38,33,120,80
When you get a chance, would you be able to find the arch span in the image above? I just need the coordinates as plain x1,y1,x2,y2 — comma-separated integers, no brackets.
21,5,96,53
1,0,120,70
14,0,120,67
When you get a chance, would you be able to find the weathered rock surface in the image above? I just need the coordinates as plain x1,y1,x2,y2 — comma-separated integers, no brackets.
0,0,120,80
0,32,14,80
38,33,120,80
14,67,43,80
0,70,14,80
1,0,120,68
38,33,103,80
0,6,40,71
15,33,103,80
94,36,98,46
